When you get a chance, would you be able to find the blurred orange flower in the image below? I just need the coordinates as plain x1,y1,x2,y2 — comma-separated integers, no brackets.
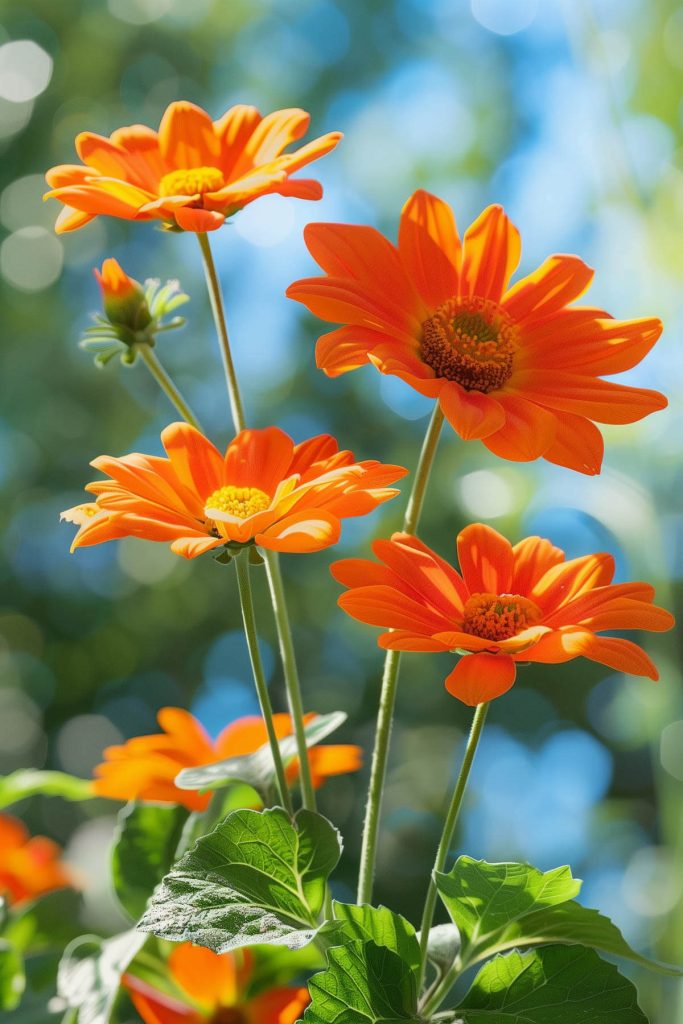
0,813,72,906
62,422,406,558
331,524,674,706
124,944,308,1024
93,707,362,812
45,101,341,233
287,190,666,474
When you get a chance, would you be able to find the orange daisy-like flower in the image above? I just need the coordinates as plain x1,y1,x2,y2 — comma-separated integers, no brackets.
61,422,406,559
0,813,73,907
287,190,667,474
93,707,362,812
45,101,341,234
331,524,674,706
124,944,308,1024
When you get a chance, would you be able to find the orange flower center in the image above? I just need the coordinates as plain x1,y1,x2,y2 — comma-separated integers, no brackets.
462,592,542,641
159,165,225,198
205,485,270,519
421,296,517,392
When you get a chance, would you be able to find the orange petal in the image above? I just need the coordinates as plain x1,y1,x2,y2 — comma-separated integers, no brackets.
275,131,342,173
123,974,201,1024
45,182,151,219
531,552,615,611
287,275,421,344
45,163,95,188
378,630,453,651
109,124,166,187
371,534,468,618
338,584,452,633
161,422,224,499
54,206,96,233
439,384,506,440
457,523,514,594
507,369,667,424
215,714,292,758
224,427,294,493
445,653,516,705
244,107,310,163
273,178,323,200
481,394,556,462
524,629,660,680
461,204,521,302
257,508,341,553
247,986,310,1024
76,132,145,183
502,254,594,324
398,189,460,308
511,536,565,595
542,411,604,475
158,100,220,168
307,744,362,785
517,311,663,377
170,536,223,559
214,104,262,179
174,207,225,232
170,944,244,1009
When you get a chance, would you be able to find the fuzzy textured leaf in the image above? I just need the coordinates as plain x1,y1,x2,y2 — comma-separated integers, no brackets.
456,944,647,1022
303,940,419,1024
111,803,189,921
138,807,341,952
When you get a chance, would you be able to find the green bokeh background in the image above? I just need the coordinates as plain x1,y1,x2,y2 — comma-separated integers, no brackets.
0,0,682,1020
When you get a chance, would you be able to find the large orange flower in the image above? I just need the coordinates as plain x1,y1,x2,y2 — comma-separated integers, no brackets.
93,707,362,812
44,101,341,233
124,944,308,1024
0,814,73,906
287,190,666,474
331,524,674,706
61,422,406,558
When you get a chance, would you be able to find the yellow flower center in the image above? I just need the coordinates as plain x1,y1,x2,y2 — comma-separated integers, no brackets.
421,296,518,392
462,592,542,642
159,165,225,198
205,485,270,519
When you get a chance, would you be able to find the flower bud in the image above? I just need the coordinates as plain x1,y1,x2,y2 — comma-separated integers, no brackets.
94,258,152,334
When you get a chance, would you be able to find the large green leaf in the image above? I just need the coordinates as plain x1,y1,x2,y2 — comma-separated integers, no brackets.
111,802,189,921
303,940,419,1024
329,903,421,980
58,930,146,1024
175,712,347,800
139,807,341,952
0,771,93,810
0,942,25,1011
456,945,647,1023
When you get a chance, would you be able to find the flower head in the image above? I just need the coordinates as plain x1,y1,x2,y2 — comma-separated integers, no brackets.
287,190,666,474
331,524,674,706
93,707,362,811
0,814,73,906
124,944,308,1024
45,101,342,233
62,422,406,558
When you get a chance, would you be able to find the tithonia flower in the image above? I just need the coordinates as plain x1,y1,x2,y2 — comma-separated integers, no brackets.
124,944,308,1024
94,258,152,330
93,707,362,812
0,814,73,906
287,190,666,474
45,101,341,233
331,524,674,705
62,422,406,558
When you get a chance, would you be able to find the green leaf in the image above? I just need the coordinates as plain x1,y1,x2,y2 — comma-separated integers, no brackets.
139,807,342,952
175,711,347,800
58,930,146,1024
330,903,421,980
456,945,647,1023
0,771,93,810
0,942,25,1011
303,940,419,1024
111,803,189,921
421,923,461,978
4,889,84,953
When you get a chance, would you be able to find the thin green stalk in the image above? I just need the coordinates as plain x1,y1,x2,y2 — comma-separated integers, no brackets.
264,550,317,811
356,404,444,905
418,701,490,998
235,552,294,816
196,231,246,433
137,344,202,430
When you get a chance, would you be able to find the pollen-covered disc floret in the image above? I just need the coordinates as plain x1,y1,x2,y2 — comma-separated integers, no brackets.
205,485,270,520
421,296,518,392
462,592,543,642
159,166,225,198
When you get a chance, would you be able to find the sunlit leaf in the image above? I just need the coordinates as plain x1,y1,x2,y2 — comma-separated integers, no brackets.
329,903,420,979
111,803,189,922
0,771,93,810
139,807,342,952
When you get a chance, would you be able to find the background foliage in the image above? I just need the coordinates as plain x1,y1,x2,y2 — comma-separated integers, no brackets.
0,0,681,1020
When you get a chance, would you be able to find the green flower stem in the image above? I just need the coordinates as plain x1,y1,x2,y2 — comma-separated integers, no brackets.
356,404,444,905
196,231,247,433
417,701,490,998
264,550,317,812
137,344,202,431
234,552,294,816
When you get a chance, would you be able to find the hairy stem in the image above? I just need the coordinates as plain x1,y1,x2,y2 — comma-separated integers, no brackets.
137,344,202,430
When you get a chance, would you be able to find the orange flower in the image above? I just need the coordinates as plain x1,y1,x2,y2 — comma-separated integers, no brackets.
287,190,666,474
93,707,362,812
44,101,341,233
0,813,72,906
124,944,308,1024
62,422,406,558
331,524,674,706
